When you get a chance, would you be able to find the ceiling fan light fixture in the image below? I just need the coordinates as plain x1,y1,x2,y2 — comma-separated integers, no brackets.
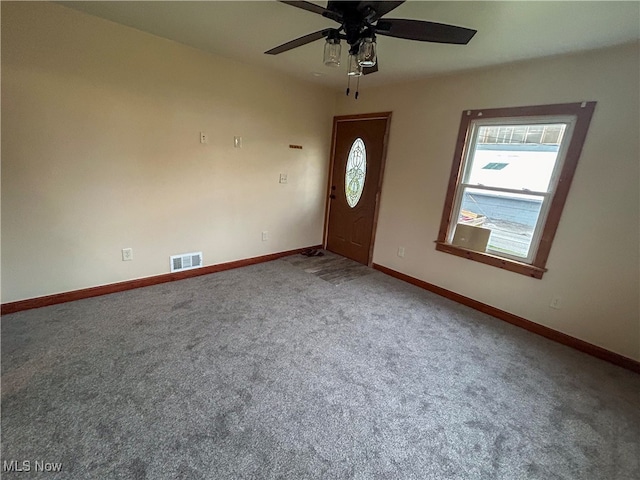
357,37,376,67
323,37,341,67
347,55,363,76
268,1,478,82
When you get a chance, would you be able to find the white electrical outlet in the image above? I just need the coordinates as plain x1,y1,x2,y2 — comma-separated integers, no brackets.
397,247,405,258
200,132,207,144
550,296,562,309
122,248,133,261
262,231,268,241
279,173,288,184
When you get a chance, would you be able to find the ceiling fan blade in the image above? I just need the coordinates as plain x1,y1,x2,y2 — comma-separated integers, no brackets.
363,61,379,75
265,29,334,55
279,1,326,15
280,1,343,23
376,18,477,45
359,1,405,21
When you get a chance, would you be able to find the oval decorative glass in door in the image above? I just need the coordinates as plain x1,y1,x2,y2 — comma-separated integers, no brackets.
345,138,367,208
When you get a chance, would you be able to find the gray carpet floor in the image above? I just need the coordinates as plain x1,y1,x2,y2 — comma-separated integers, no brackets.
2,251,639,479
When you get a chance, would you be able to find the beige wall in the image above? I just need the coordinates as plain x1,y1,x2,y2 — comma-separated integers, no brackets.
336,42,640,361
1,2,335,302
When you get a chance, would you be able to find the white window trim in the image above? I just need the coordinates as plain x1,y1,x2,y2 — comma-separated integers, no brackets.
447,115,577,264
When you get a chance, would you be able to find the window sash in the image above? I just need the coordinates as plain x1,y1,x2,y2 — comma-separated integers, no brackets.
449,185,549,262
447,115,577,264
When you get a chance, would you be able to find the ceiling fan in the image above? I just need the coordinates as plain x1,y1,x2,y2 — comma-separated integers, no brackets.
265,1,477,78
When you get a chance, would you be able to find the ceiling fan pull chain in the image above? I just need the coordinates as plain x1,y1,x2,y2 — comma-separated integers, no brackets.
346,75,351,96
355,75,360,100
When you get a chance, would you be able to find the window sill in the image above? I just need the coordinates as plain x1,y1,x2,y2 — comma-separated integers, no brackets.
434,242,547,279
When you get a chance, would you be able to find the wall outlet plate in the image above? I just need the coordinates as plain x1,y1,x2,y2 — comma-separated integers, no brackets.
122,248,133,261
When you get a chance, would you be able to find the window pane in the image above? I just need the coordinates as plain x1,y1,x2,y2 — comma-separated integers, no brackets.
524,126,543,144
510,126,527,144
541,125,564,144
457,187,544,259
468,123,566,192
345,138,366,208
497,127,513,143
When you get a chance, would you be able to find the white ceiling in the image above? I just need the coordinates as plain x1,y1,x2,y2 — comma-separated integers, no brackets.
59,1,640,91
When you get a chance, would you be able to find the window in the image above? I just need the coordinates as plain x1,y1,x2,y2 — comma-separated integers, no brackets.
436,102,596,278
345,137,367,208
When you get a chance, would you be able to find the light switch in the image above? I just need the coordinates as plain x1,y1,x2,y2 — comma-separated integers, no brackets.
279,173,288,184
234,136,242,148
